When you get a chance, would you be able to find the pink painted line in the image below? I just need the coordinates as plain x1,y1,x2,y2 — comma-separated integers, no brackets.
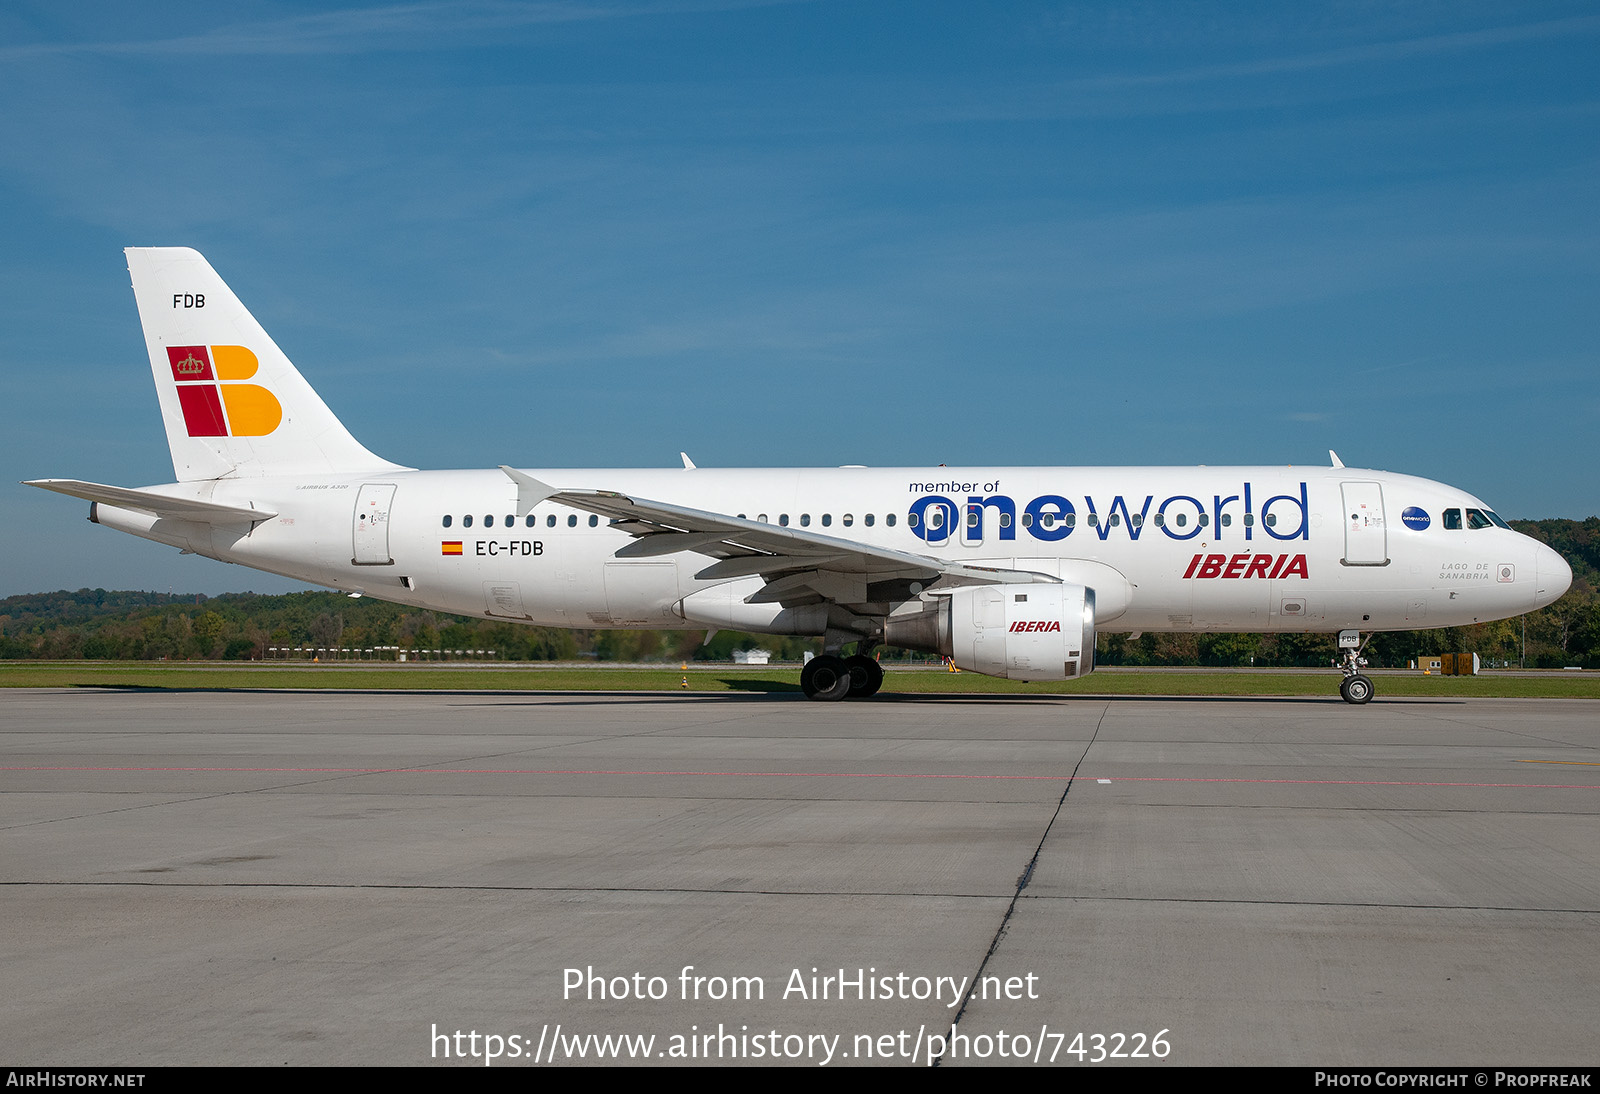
0,765,1595,790
1084,775,1599,790
0,764,1062,780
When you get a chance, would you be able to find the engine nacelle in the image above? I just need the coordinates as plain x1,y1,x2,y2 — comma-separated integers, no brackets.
885,583,1096,682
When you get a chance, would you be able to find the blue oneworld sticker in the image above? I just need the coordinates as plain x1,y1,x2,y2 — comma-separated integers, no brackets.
1402,506,1430,531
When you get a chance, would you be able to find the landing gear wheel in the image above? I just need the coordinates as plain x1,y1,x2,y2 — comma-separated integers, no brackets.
843,654,884,698
1340,673,1374,705
801,655,853,701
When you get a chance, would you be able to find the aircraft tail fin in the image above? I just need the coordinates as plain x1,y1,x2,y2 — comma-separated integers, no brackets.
125,247,408,481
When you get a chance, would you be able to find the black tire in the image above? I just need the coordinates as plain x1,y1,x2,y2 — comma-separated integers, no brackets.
801,655,852,701
1340,673,1374,704
844,654,884,698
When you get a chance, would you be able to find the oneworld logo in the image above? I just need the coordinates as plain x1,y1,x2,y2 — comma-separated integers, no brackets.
165,345,282,437
904,481,1311,544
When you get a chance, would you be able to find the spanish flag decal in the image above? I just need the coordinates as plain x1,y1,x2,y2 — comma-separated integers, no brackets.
441,541,463,556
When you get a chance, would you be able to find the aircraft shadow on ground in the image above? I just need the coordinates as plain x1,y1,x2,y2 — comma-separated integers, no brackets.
77,682,1457,706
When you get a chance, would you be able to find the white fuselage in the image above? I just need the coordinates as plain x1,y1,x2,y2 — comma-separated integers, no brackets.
90,464,1570,636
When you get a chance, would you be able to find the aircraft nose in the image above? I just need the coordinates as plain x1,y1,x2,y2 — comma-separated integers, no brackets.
1534,543,1573,609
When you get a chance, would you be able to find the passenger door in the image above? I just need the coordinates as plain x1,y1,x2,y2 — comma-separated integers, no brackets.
352,483,396,565
1340,481,1388,566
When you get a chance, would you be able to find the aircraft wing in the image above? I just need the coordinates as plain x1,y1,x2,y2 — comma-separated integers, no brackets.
23,479,276,524
501,467,1054,610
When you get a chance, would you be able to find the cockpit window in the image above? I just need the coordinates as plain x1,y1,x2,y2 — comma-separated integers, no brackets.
1442,508,1461,530
1486,510,1511,530
1466,508,1493,530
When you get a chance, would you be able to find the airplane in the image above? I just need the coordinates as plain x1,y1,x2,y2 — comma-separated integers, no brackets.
25,248,1573,703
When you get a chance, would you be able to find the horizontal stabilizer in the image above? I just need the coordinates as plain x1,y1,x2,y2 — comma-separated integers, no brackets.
23,479,275,524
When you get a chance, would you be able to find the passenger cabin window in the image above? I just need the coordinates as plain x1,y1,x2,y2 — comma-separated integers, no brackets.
1086,514,1097,527
484,515,495,528
547,514,556,527
442,515,452,528
1154,513,1164,527
1132,514,1143,528
800,514,811,527
568,514,578,527
999,513,1012,529
779,514,790,527
821,514,832,527
525,516,535,528
464,515,474,528
1443,508,1462,530
1265,514,1277,528
1243,514,1254,527
588,515,598,527
842,514,853,527
1198,514,1209,527
885,514,896,527
864,514,874,527
1220,513,1231,528
1175,513,1187,528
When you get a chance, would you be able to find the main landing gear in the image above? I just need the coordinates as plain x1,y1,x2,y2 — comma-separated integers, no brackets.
1337,629,1374,705
800,650,884,701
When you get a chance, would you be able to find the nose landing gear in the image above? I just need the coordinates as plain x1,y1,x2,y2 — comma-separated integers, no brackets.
1339,671,1373,704
1337,629,1375,704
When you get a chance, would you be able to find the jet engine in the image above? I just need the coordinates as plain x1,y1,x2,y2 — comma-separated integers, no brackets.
884,584,1096,681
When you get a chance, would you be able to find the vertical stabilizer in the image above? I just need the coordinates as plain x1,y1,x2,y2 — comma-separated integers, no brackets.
125,247,408,481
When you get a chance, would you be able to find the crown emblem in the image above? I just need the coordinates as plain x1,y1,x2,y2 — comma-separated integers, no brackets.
174,352,206,377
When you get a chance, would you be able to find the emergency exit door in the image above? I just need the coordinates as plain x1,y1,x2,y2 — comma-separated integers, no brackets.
352,483,397,565
1341,481,1388,566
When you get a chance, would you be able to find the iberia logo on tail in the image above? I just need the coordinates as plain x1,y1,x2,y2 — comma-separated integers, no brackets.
166,345,282,437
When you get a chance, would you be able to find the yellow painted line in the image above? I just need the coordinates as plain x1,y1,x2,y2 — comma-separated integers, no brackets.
1516,760,1600,766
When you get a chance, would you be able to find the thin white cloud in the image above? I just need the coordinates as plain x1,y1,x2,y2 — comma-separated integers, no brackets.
1078,12,1600,90
0,0,807,59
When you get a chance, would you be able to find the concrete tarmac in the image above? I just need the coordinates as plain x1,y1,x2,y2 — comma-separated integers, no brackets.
1,687,1596,1067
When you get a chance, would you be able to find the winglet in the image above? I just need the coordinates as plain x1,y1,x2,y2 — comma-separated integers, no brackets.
499,466,557,515
1329,450,1345,469
680,452,696,470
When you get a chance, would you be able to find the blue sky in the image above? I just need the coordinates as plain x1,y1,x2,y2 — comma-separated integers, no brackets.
2,1,1597,596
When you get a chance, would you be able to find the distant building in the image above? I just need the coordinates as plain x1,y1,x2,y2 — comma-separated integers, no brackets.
732,648,772,665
